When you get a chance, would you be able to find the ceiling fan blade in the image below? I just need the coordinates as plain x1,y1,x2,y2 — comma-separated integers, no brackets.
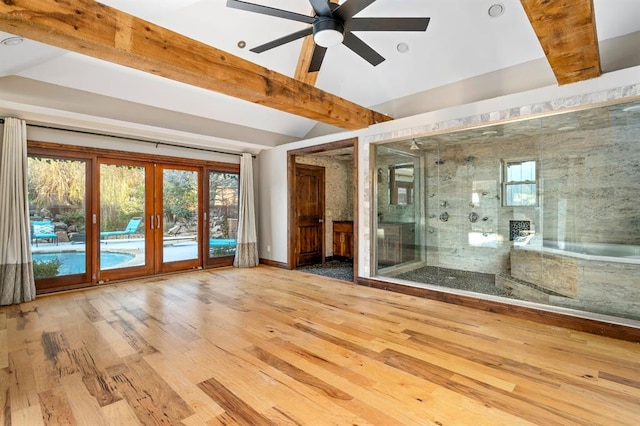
227,0,315,24
342,32,385,66
250,27,313,53
334,0,376,21
308,45,328,72
347,17,431,32
309,0,333,17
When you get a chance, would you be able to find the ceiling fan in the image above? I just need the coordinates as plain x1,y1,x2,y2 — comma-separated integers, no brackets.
226,0,430,72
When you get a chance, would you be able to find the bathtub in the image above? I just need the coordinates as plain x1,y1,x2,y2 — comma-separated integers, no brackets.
509,239,640,320
541,240,640,260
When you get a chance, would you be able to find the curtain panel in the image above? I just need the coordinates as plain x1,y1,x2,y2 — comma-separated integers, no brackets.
0,118,36,305
233,153,259,268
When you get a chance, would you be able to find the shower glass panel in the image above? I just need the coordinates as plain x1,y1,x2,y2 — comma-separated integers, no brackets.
373,99,640,324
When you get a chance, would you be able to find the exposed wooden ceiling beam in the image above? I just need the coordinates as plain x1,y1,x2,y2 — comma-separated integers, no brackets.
294,29,320,86
520,0,601,85
0,0,392,130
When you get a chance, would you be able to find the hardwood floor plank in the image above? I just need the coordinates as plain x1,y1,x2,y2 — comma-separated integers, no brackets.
60,373,109,426
101,399,143,426
0,367,10,425
11,406,45,426
107,314,158,357
0,329,7,370
91,320,138,358
197,376,275,426
1,267,639,425
38,387,76,425
108,354,194,425
144,352,225,423
77,299,105,323
8,349,40,414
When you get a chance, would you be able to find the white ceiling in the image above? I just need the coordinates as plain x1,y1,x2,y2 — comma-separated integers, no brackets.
1,0,639,154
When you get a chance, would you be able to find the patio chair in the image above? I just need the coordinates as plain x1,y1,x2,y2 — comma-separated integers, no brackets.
209,238,237,248
100,217,142,239
32,220,58,247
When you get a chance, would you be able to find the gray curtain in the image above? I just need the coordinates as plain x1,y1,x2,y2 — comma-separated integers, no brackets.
0,118,36,305
233,153,259,268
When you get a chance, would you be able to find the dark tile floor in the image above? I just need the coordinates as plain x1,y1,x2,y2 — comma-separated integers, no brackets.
297,259,354,282
396,265,517,298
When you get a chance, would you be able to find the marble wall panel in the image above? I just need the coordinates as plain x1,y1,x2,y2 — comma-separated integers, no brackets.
511,249,578,297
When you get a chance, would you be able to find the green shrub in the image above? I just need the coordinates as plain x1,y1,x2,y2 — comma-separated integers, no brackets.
61,211,86,232
33,258,62,279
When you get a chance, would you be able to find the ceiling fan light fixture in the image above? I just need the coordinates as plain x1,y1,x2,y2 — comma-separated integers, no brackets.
313,19,344,48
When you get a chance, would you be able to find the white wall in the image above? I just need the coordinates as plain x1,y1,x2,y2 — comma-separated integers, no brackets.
256,65,640,274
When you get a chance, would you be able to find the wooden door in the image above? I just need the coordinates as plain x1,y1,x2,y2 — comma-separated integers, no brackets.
97,159,155,283
155,164,202,273
294,163,325,266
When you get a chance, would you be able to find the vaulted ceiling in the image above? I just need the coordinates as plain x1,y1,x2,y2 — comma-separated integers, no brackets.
0,0,639,154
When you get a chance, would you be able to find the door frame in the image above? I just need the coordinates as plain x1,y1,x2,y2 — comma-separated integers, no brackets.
287,138,358,282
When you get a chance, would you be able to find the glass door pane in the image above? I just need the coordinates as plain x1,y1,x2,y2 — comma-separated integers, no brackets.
208,171,239,261
160,166,200,269
99,162,151,278
28,156,89,289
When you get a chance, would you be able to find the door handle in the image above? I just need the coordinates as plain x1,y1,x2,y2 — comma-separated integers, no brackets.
149,214,155,230
157,215,161,230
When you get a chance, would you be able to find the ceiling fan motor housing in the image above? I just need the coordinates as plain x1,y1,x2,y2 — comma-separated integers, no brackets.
313,17,345,47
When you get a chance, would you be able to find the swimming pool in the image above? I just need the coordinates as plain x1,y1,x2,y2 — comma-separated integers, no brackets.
32,251,134,276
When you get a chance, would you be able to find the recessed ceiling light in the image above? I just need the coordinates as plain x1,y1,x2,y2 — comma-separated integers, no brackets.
396,42,409,53
622,104,640,112
237,40,246,49
1,37,24,46
488,3,505,18
482,130,498,136
558,125,576,131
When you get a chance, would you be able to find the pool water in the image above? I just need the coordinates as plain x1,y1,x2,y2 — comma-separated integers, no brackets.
33,251,134,276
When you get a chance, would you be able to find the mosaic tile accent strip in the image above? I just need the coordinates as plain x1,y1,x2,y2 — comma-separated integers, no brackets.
509,220,531,241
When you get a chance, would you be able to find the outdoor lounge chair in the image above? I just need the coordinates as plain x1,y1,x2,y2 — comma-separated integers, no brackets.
100,217,142,239
32,220,58,246
209,238,236,248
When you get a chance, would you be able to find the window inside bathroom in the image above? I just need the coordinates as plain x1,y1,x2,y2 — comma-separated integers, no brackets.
373,99,640,325
503,159,537,206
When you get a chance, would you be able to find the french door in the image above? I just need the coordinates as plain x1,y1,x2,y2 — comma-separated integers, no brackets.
29,143,239,293
98,161,202,281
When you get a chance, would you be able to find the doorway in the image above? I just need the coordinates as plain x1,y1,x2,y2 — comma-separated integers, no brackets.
288,139,357,283
28,143,239,293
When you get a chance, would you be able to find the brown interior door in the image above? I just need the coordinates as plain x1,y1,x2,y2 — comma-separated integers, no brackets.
295,163,325,266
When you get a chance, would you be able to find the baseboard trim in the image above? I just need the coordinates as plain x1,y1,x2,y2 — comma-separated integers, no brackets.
356,277,640,343
259,258,290,269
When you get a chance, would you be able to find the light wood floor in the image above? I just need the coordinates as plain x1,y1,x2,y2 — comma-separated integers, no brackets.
1,266,639,425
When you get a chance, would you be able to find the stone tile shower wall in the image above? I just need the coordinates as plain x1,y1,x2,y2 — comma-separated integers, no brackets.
423,137,539,274
296,155,354,257
540,127,640,245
